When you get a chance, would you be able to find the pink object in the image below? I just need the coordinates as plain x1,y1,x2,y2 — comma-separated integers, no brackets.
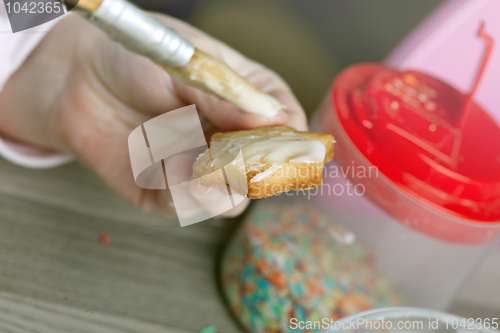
387,0,500,124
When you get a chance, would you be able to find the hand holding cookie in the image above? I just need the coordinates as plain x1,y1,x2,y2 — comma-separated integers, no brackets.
0,13,308,220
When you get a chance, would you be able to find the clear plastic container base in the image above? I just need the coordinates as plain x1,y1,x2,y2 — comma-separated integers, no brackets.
319,307,500,333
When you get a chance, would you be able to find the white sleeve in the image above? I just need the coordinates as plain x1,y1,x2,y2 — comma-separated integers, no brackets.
0,3,73,168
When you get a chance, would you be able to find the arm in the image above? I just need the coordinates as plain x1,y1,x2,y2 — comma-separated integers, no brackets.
0,6,72,167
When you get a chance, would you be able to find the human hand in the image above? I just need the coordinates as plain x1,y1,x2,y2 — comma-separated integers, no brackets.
0,13,307,220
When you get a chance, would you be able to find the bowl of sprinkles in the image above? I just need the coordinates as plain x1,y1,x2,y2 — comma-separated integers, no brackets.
221,201,398,333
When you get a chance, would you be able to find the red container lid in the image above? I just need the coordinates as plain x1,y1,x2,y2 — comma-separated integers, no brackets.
331,25,500,225
333,64,500,223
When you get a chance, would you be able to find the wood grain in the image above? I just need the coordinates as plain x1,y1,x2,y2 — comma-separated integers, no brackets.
0,291,186,333
0,157,498,332
0,158,242,332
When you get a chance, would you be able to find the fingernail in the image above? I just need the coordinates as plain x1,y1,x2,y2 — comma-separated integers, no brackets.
191,184,211,194
198,188,223,200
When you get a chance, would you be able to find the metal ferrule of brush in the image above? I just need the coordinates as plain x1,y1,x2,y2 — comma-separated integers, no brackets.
85,0,194,67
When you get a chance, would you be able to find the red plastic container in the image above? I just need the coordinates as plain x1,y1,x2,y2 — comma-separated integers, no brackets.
321,62,500,244
310,19,500,308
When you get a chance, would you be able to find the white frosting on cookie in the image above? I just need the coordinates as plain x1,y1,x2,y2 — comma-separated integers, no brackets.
250,165,281,183
210,130,326,182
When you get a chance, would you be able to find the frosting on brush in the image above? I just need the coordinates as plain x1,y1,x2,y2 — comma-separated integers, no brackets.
160,50,283,117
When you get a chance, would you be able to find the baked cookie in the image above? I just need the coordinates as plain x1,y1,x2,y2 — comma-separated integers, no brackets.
193,126,334,199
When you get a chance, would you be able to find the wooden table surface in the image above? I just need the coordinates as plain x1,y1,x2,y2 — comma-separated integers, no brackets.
0,158,499,332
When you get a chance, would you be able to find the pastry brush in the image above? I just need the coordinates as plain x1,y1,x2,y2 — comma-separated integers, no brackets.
64,0,283,117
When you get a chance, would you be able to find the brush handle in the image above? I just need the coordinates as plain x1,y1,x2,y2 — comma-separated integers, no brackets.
76,0,194,68
71,0,103,12
69,0,282,117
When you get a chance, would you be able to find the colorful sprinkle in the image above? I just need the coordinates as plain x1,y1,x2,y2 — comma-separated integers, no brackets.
199,325,217,333
98,232,110,245
221,202,398,333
